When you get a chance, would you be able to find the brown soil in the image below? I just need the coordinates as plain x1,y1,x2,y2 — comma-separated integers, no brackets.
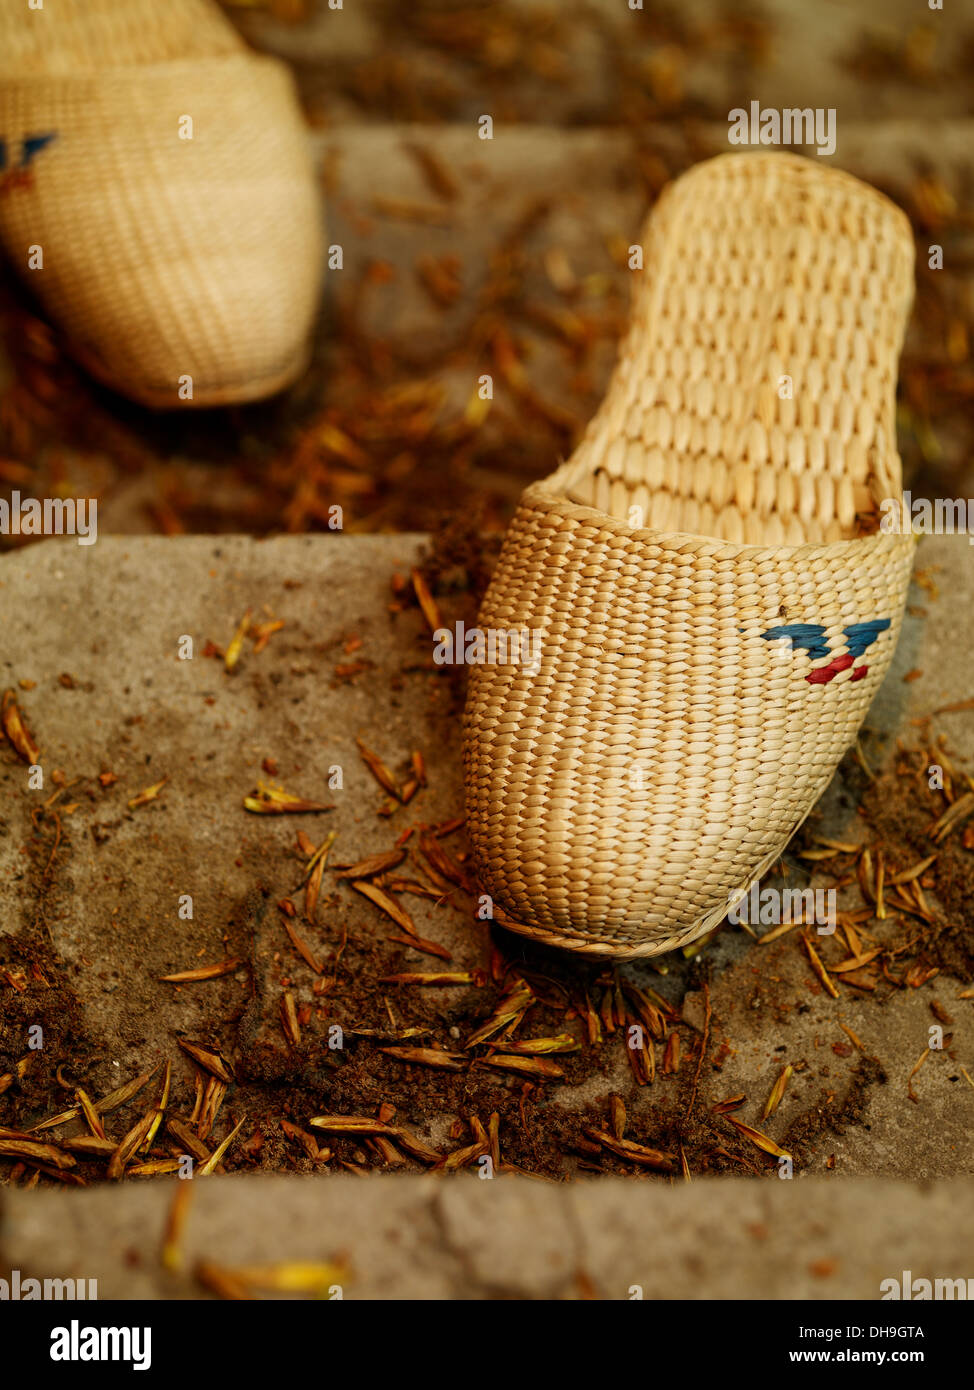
860,751,974,981
0,859,770,1184
782,1056,888,1165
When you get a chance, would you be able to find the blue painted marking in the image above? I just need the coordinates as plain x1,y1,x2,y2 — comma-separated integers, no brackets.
842,619,890,657
21,133,57,167
760,623,830,661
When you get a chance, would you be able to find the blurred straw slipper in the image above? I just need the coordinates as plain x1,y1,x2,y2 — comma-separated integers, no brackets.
0,0,243,72
0,0,322,408
463,152,916,958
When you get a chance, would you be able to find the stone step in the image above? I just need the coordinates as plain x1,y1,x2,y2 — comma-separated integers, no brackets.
2,1168,973,1299
1,530,971,1195
228,0,972,127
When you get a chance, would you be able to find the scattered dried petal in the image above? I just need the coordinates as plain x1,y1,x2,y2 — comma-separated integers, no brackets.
177,1040,235,1083
410,568,442,633
161,1182,194,1272
763,1064,793,1120
244,781,332,815
224,609,252,672
356,738,401,799
351,879,417,936
493,1033,580,1056
481,1055,564,1080
379,972,476,986
803,933,840,999
200,1116,246,1176
128,776,168,810
334,849,405,880
465,980,534,1048
1,689,40,763
379,1047,466,1070
0,1138,75,1169
586,1130,674,1171
161,960,241,982
726,1117,792,1159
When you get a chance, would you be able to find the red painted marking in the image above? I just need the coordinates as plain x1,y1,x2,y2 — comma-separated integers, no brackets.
805,653,855,685
0,169,34,199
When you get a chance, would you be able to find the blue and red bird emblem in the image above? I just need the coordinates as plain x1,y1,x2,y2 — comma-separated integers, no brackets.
760,619,890,684
0,132,57,197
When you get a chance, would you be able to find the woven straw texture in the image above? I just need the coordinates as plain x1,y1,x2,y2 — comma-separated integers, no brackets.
463,152,917,958
0,0,243,75
0,52,322,406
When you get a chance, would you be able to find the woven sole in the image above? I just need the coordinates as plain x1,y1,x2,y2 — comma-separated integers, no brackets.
463,152,917,959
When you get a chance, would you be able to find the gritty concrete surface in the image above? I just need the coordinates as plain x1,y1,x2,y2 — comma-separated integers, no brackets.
1,1172,972,1300
0,533,466,1080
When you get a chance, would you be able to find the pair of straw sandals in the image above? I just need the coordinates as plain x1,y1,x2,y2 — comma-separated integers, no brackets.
1,2,917,960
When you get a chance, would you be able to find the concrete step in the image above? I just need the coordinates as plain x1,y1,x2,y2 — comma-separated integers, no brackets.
228,0,974,127
0,531,971,1197
3,1169,973,1299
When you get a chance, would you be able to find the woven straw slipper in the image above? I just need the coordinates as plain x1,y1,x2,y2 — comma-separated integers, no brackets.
463,152,916,958
0,0,322,408
0,0,243,73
